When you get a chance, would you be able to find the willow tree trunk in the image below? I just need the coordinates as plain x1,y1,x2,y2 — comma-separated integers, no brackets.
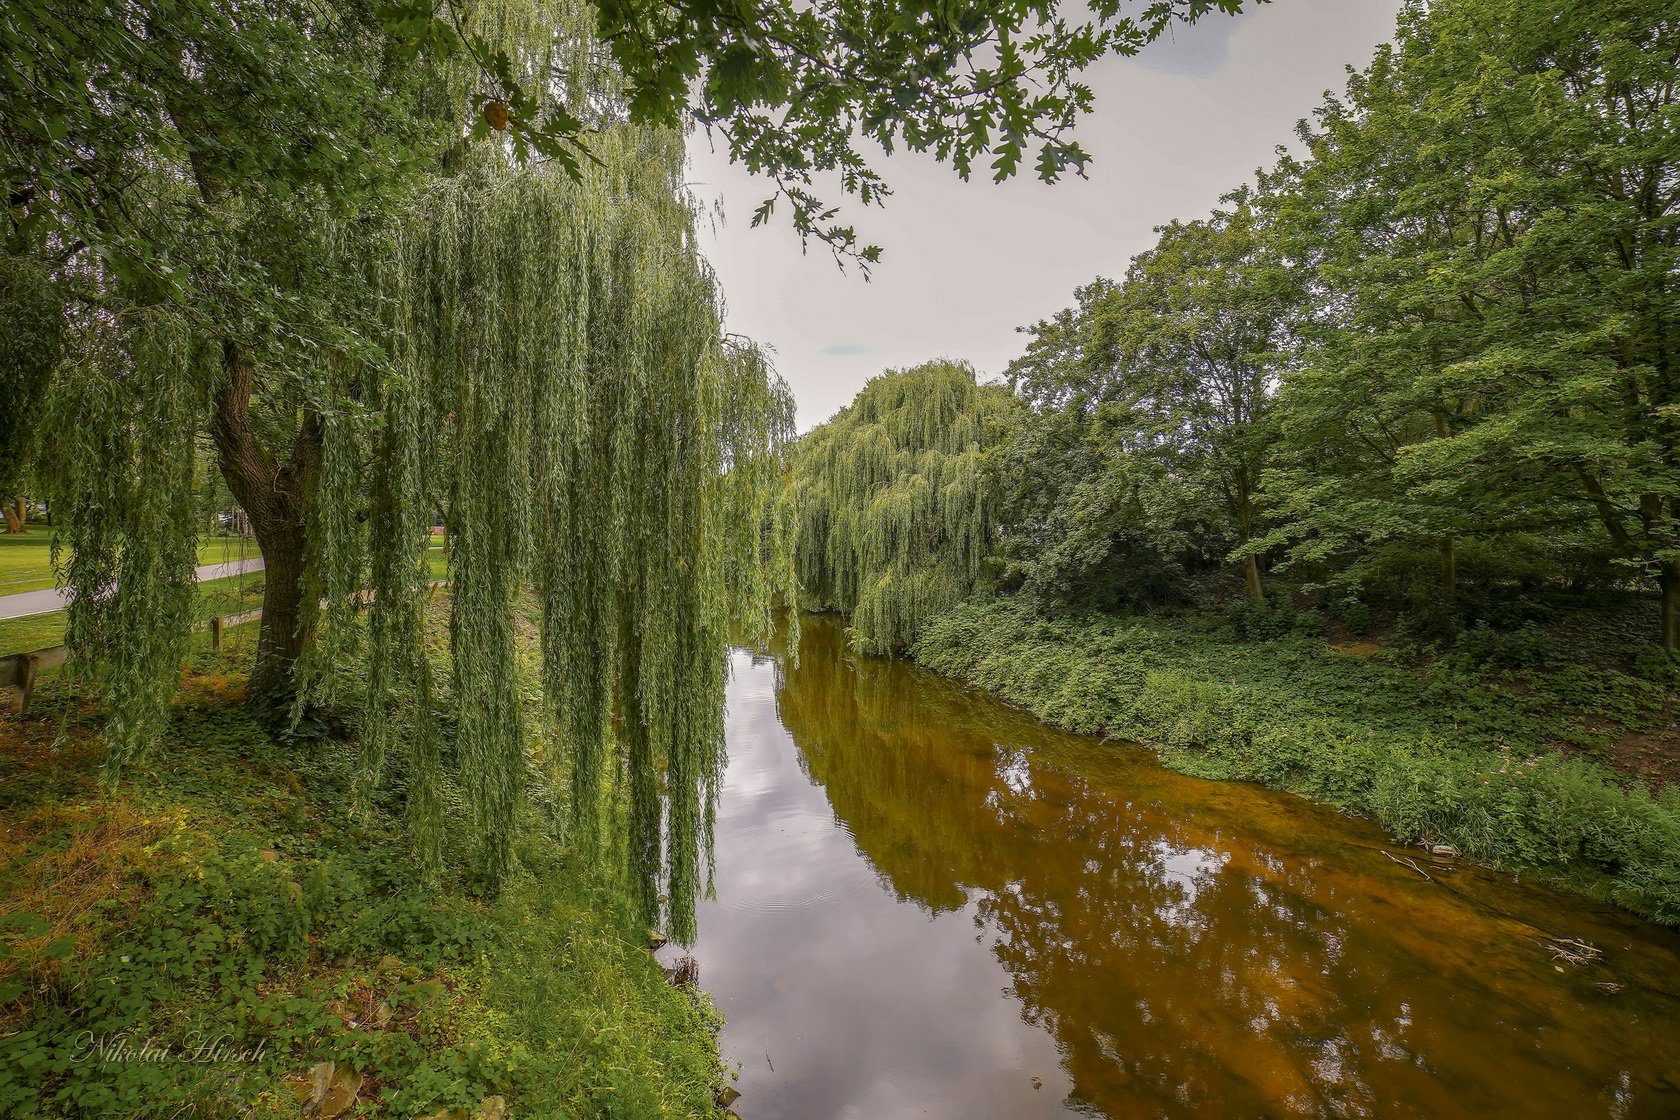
211,342,322,701
2,499,23,534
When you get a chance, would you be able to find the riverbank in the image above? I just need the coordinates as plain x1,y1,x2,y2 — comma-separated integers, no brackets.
0,631,726,1118
912,597,1680,925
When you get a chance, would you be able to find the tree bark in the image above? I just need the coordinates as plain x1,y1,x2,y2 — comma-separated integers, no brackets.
1439,535,1456,600
210,341,322,702
1242,553,1264,605
1236,468,1264,604
1,499,22,534
1662,556,1680,652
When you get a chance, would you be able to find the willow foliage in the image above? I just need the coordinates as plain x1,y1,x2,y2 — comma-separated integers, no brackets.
42,307,217,769
34,0,797,941
385,132,797,932
790,360,1015,655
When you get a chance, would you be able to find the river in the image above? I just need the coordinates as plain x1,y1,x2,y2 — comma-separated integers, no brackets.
659,616,1680,1118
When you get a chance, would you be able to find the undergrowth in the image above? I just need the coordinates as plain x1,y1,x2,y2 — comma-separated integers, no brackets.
913,598,1680,925
0,629,726,1119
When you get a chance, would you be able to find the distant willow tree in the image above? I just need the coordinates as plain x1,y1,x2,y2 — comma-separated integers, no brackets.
790,360,1016,655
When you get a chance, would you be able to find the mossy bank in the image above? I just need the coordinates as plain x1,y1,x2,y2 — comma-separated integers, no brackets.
913,597,1680,926
0,631,730,1119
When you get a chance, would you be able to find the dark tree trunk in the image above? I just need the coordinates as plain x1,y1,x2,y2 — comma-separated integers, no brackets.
210,342,322,702
1236,469,1264,604
1662,556,1680,652
245,516,311,699
1439,535,1457,600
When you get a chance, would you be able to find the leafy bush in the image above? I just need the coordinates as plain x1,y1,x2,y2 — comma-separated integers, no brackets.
1449,621,1552,670
1330,595,1372,635
1632,645,1680,686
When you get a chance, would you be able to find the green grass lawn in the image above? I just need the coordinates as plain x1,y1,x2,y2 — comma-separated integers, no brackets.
0,571,267,657
0,533,263,596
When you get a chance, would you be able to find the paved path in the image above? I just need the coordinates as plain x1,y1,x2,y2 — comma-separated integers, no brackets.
0,558,266,621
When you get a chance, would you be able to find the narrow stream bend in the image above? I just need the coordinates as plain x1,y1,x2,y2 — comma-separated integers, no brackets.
662,616,1680,1119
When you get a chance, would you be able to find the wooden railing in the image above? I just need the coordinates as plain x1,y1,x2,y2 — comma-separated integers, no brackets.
2,583,448,713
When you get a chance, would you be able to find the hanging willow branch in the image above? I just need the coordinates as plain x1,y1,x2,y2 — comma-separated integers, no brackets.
363,128,797,935
44,304,215,771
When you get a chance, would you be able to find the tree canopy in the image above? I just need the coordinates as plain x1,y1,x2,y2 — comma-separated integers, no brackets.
998,199,1299,610
1260,0,1680,645
982,0,1680,648
3,0,1246,279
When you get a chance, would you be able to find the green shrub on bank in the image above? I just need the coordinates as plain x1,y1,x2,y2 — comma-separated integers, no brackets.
914,599,1680,924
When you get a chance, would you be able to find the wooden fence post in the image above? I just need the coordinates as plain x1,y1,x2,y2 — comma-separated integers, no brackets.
2,654,19,714
17,652,37,713
4,648,68,714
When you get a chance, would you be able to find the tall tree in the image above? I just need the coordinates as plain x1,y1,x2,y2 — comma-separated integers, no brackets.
1091,200,1297,603
1263,0,1680,644
18,4,802,937
999,279,1217,611
1000,201,1298,609
790,360,1016,654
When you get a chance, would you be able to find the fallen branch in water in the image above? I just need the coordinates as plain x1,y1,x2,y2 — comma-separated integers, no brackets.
1544,936,1602,967
1382,849,1434,882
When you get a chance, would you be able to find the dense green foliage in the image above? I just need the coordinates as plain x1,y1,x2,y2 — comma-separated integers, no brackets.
0,258,61,495
1000,199,1297,610
349,129,799,928
1000,0,1680,646
0,636,725,1118
915,599,1680,923
789,361,1015,654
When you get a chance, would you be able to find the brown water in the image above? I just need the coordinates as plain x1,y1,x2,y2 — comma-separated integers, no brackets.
665,617,1680,1118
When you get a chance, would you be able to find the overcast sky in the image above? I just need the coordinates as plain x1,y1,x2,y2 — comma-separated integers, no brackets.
686,0,1405,431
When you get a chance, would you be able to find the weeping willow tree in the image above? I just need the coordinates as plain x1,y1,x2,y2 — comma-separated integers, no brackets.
33,0,797,941
375,131,797,930
789,360,1015,655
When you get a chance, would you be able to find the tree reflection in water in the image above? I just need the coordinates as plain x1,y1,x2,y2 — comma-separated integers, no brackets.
767,615,1680,1119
